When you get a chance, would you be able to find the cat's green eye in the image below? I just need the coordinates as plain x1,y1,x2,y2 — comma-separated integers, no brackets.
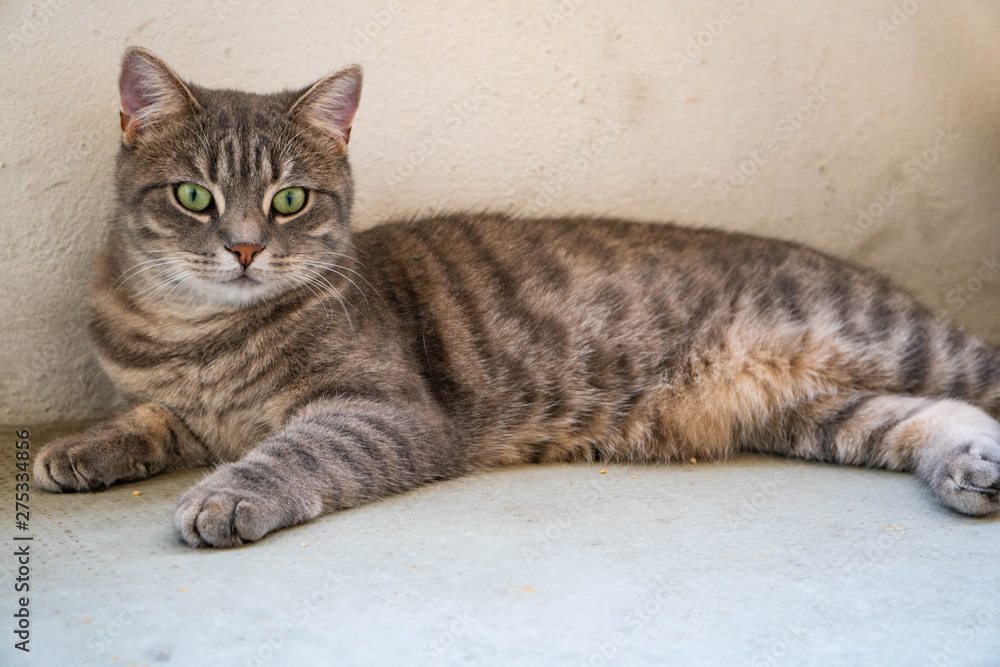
272,187,306,216
175,182,213,212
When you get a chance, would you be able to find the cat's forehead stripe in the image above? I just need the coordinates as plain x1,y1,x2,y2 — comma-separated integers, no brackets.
215,136,236,182
203,128,286,186
252,139,272,182
227,136,241,179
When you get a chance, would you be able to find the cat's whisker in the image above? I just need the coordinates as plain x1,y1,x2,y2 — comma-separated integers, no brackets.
291,282,330,319
294,272,354,337
112,260,169,291
175,275,206,309
296,266,340,296
299,261,373,312
116,254,181,274
132,279,175,307
154,263,197,299
113,258,189,291
301,255,388,308
154,275,188,304
112,263,188,297
130,263,192,305
297,266,364,317
133,270,183,304
340,237,374,260
121,259,189,282
305,251,365,267
303,273,356,340
293,279,333,326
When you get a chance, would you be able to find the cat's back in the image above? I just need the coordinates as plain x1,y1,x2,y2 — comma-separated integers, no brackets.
356,212,888,317
360,212,745,272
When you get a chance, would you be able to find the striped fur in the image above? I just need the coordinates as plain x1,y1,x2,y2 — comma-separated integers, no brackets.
34,48,1000,547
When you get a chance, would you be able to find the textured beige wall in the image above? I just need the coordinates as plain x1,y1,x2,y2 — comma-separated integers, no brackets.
1,0,999,422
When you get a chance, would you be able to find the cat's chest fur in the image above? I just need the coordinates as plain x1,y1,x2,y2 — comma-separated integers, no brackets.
90,288,324,461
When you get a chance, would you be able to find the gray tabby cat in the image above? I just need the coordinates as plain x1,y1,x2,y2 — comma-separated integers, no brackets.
34,47,1000,548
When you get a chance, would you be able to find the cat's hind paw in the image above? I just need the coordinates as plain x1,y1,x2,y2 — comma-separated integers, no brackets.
925,437,1000,516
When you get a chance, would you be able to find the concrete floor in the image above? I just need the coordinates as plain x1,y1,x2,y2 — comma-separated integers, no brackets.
3,424,999,667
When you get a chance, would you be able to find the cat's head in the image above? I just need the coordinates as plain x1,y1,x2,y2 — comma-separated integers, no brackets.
112,47,361,308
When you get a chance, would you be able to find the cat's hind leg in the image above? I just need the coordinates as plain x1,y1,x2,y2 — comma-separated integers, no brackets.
745,392,1000,515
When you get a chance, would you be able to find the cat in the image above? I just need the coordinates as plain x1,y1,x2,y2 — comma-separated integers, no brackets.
34,47,1000,548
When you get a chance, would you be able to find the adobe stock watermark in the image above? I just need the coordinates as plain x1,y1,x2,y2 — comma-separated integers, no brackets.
382,76,500,189
213,0,250,21
843,124,960,245
340,0,406,59
583,462,638,506
921,579,1000,666
520,515,574,564
71,600,148,665
59,127,107,170
543,0,588,28
726,463,806,529
672,0,753,72
527,118,623,215
522,463,640,564
579,578,681,666
750,619,807,667
877,0,928,40
939,255,999,316
6,0,70,51
715,80,833,201
833,525,905,574
406,611,478,665
246,568,346,666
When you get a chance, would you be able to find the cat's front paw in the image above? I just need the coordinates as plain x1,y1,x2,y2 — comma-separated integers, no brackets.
173,464,304,548
925,436,1000,516
34,427,153,492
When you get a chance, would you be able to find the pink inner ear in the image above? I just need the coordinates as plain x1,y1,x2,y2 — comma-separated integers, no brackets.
322,82,361,136
301,70,362,142
120,66,152,118
118,51,194,142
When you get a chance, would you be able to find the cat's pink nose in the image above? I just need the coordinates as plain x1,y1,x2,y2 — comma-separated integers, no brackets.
228,244,262,269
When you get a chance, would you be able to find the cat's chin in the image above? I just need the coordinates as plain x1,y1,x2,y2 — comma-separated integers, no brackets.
174,276,291,309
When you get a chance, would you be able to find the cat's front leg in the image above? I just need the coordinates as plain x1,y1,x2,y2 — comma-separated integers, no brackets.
34,403,209,492
173,397,459,548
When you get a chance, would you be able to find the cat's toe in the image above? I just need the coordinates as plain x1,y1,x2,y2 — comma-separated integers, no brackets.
174,476,279,548
34,440,108,492
927,438,1000,516
175,488,238,548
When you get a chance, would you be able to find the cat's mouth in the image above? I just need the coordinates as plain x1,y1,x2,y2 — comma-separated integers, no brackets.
224,274,261,285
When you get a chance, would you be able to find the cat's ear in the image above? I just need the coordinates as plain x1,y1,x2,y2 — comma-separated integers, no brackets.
289,65,362,149
119,47,199,147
